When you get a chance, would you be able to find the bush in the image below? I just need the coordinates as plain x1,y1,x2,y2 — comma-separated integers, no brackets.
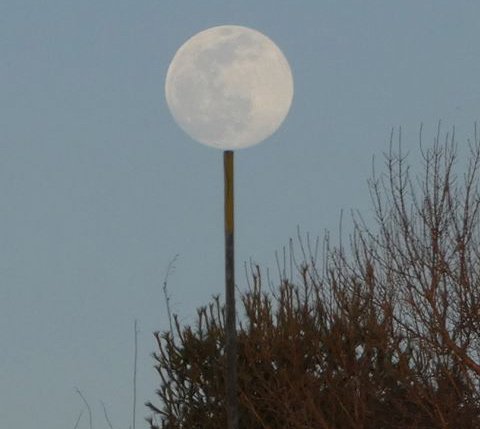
147,128,480,428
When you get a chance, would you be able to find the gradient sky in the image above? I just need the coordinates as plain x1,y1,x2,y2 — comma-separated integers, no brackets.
1,1,480,428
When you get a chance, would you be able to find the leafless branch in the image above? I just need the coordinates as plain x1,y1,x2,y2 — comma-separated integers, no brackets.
75,388,93,429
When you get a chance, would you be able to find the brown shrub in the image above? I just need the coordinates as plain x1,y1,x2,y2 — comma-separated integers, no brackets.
147,128,480,429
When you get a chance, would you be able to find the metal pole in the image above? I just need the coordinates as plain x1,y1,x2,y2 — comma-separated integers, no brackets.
224,150,238,429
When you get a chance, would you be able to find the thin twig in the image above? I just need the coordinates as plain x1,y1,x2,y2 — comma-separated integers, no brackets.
73,409,84,429
163,254,179,334
132,319,139,429
75,388,93,429
101,401,114,429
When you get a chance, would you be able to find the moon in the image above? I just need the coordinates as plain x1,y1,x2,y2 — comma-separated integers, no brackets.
165,25,294,150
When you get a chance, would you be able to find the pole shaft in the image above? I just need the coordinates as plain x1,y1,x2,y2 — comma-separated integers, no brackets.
224,150,238,429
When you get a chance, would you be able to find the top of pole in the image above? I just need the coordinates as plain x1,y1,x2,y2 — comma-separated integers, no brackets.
224,151,234,234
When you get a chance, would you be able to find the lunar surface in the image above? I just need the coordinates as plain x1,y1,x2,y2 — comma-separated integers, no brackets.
165,25,294,150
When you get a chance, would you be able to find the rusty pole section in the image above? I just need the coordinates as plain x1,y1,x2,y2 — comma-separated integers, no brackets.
224,150,238,429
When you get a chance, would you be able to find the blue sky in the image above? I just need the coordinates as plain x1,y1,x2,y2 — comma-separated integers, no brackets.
1,1,480,428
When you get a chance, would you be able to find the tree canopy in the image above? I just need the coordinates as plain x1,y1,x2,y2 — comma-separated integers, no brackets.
147,128,480,429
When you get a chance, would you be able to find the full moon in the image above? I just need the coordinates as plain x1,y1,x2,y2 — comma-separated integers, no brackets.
165,25,294,150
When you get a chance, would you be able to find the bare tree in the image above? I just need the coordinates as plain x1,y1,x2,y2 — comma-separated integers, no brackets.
147,127,480,429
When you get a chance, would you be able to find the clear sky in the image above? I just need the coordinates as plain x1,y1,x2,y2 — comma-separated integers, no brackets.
1,1,480,428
